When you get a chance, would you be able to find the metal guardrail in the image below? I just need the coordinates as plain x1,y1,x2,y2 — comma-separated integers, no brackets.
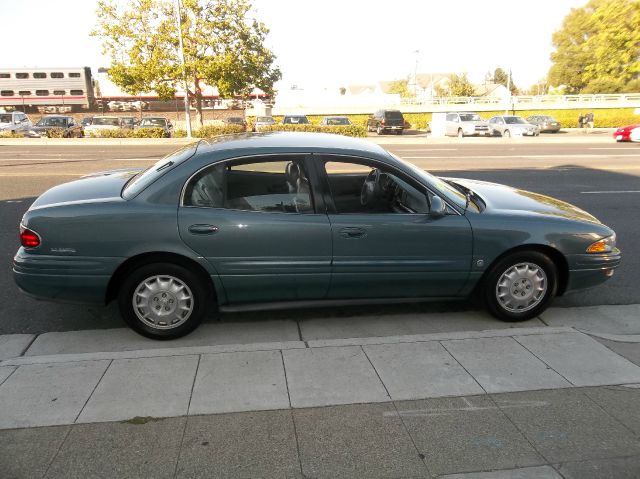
401,93,640,106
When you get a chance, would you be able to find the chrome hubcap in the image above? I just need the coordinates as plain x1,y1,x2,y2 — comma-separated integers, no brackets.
496,262,547,313
132,275,193,330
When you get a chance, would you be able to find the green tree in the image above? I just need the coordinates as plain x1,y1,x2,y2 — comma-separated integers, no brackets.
93,0,281,126
548,0,640,93
493,67,518,94
387,78,413,98
448,73,475,97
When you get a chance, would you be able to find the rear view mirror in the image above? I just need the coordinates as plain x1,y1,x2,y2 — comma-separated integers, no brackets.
429,195,446,218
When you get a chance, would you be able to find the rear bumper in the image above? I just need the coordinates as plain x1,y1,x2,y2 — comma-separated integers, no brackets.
565,250,621,293
13,249,121,304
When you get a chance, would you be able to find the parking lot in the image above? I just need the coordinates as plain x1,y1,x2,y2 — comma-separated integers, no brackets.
1,134,638,335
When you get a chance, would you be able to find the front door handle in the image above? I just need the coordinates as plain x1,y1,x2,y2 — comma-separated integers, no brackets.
188,224,218,235
339,227,366,239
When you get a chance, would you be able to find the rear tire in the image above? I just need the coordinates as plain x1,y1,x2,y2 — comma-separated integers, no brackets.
483,251,557,322
503,129,511,138
376,125,383,135
118,262,208,339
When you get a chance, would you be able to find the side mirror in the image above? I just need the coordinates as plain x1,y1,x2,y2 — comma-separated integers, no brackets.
429,195,446,218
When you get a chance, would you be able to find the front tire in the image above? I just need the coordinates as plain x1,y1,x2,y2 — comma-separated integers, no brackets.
376,125,383,135
503,129,511,138
457,128,463,139
118,262,208,339
483,251,557,322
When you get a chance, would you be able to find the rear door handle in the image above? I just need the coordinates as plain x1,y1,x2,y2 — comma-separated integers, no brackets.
339,227,366,239
188,224,218,235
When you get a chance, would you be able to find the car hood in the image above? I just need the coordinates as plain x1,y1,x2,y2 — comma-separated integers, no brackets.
29,168,142,210
451,178,600,224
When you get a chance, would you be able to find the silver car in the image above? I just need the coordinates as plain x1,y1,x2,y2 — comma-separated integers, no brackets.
253,116,276,131
445,112,491,137
0,111,32,135
488,115,539,137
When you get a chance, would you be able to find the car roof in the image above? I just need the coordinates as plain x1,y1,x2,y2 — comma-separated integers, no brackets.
195,132,386,157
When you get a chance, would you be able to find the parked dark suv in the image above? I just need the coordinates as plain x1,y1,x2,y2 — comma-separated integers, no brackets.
366,110,405,135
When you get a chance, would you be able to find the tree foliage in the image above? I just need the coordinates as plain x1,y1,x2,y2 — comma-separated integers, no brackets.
493,67,518,94
548,0,640,93
93,0,281,125
387,78,413,98
447,73,475,97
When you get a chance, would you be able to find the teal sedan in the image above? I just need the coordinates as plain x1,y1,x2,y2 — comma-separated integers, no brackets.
14,133,621,339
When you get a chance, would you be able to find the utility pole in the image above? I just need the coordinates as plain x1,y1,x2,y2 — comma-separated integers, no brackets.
413,50,420,97
175,0,192,138
505,68,512,115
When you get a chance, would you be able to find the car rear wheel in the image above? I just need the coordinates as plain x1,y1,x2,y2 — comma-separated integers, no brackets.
118,262,208,339
503,129,511,138
376,125,383,135
483,251,557,322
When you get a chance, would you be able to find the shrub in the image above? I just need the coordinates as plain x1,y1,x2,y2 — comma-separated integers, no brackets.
174,124,246,138
260,124,367,137
0,130,24,138
45,128,66,138
87,127,167,138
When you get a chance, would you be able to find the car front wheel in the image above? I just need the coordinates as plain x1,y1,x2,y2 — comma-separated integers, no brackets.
483,251,557,322
118,262,208,339
376,125,383,135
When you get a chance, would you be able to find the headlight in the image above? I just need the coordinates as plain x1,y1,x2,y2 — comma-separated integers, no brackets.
586,234,616,253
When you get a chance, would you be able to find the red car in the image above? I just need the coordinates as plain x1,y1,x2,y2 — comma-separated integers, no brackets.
613,124,640,142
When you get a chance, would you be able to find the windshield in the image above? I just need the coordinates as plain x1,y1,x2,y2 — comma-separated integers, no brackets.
0,114,12,123
123,143,198,199
504,116,526,124
384,111,403,120
140,118,167,127
93,117,120,126
325,117,351,125
389,153,467,209
283,116,309,124
37,117,66,127
460,114,481,121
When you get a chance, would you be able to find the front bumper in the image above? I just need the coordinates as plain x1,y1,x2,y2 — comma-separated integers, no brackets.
564,249,621,293
13,249,121,304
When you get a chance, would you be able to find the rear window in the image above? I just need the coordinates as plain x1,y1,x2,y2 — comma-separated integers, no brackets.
122,143,198,199
384,111,404,119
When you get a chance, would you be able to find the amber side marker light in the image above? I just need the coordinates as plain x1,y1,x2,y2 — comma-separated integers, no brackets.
20,225,41,248
586,234,615,254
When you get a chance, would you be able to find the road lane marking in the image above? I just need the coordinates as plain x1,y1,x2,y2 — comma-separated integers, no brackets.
581,190,640,194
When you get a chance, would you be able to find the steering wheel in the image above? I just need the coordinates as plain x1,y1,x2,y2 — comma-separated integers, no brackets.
360,168,380,206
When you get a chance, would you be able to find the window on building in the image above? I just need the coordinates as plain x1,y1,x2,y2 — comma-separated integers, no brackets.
35,90,49,96
51,72,64,79
16,73,29,79
53,90,66,95
70,90,84,95
18,90,31,96
1,90,14,96
0,73,10,78
69,72,81,78
33,72,47,79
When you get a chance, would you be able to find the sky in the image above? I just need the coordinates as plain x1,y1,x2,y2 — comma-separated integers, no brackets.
1,0,588,90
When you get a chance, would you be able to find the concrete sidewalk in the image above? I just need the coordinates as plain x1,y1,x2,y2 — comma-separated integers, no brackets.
1,305,640,477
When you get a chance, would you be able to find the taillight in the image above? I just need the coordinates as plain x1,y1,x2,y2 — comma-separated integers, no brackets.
20,225,41,248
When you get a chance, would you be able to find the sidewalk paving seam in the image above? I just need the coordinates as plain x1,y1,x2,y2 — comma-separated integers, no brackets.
0,366,17,387
280,350,305,477
73,359,113,425
580,386,640,440
173,354,202,479
438,340,489,396
512,336,575,387
360,345,433,477
486,392,553,467
41,426,73,479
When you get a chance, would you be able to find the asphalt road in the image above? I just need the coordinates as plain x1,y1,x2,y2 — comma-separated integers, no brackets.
1,139,639,334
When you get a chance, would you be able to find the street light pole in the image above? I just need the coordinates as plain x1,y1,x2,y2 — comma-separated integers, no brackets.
413,50,420,97
175,0,192,138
